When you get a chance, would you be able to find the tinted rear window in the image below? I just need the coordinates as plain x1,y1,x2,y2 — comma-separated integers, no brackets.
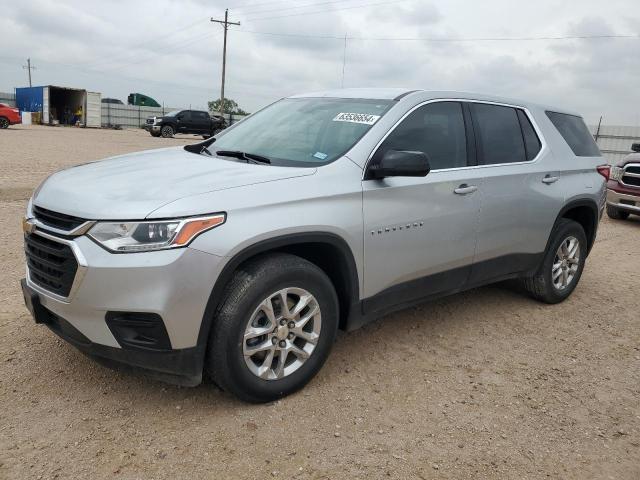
545,111,600,157
472,103,526,164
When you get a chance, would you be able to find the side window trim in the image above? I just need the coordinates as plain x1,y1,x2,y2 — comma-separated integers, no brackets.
363,99,546,179
462,102,478,167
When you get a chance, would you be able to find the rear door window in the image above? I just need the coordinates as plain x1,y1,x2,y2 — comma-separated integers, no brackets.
545,111,600,157
471,103,526,164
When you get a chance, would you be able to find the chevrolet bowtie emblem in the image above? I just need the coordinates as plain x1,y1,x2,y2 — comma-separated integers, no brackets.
22,218,36,235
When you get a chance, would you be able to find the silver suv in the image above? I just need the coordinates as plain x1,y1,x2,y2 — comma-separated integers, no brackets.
21,89,607,402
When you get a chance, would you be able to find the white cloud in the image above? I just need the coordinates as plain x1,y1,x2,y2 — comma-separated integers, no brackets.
0,0,638,124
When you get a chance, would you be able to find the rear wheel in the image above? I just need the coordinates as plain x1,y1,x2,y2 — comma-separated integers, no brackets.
206,253,339,403
0,117,9,129
160,125,174,138
606,204,630,220
522,219,587,304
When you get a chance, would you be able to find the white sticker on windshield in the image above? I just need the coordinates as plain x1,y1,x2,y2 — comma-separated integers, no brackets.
333,112,381,125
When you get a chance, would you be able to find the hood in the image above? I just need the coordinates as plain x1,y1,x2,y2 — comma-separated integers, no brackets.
33,147,316,219
617,152,640,167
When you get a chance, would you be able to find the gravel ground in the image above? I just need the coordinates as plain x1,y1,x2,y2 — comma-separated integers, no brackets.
1,125,639,480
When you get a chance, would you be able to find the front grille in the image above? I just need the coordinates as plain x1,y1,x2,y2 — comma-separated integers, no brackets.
622,175,640,187
25,233,78,297
33,206,87,231
625,165,640,175
146,118,154,124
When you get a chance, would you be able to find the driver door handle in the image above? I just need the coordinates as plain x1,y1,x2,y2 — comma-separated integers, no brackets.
454,184,478,195
542,175,559,184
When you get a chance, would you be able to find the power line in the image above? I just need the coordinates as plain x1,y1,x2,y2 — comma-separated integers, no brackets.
83,19,209,69
235,29,640,42
244,0,408,21
238,0,357,16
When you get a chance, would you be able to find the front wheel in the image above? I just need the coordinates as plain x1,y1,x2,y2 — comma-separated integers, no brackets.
606,204,630,220
0,117,9,129
522,219,587,304
206,253,339,403
160,125,174,138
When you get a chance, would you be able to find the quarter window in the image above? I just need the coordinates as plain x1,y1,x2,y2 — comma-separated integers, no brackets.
517,109,542,161
374,102,467,170
472,103,526,164
545,111,600,157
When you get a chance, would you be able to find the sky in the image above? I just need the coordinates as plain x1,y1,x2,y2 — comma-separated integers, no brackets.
1,0,639,125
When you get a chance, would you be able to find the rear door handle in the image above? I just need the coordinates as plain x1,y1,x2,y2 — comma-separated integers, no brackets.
454,184,478,195
542,175,559,184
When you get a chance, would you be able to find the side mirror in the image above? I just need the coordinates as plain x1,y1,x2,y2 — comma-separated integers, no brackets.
367,150,431,180
632,143,640,153
176,114,184,120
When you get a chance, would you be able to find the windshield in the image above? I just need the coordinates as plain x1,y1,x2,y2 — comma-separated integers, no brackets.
213,98,393,166
165,110,181,117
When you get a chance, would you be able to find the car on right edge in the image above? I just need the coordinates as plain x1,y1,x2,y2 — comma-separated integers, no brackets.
606,143,640,220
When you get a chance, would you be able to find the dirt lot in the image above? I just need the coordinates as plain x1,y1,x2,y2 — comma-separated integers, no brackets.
1,125,639,479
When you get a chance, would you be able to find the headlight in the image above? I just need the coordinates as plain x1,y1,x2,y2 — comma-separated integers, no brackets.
610,166,623,182
88,214,225,253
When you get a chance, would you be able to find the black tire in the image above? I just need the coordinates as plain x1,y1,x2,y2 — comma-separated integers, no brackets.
606,204,630,220
522,219,587,304
0,117,9,129
150,131,161,137
206,253,339,403
160,125,174,138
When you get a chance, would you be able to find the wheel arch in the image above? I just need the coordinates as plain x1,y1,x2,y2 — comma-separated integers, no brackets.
551,198,600,254
195,232,360,358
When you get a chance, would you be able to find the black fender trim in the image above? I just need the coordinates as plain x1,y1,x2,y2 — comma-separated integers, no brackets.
194,232,361,370
548,197,600,255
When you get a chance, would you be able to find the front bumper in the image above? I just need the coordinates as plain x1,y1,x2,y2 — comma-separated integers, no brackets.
606,188,640,214
23,229,224,385
144,124,160,132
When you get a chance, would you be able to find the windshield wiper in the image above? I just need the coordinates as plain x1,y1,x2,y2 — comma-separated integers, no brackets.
216,150,271,164
184,136,216,156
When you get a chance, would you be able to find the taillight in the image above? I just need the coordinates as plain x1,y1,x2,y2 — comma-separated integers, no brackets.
596,165,610,181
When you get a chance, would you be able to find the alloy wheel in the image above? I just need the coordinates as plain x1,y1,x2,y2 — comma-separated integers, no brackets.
552,236,580,290
243,287,321,380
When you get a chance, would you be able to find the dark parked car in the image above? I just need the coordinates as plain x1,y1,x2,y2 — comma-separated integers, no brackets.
145,110,227,138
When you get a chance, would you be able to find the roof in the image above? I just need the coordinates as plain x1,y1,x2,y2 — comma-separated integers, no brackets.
288,88,415,100
288,88,581,117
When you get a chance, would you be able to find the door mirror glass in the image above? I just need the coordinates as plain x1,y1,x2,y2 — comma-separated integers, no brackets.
367,150,431,179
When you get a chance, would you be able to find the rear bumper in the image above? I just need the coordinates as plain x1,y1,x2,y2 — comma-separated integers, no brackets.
607,188,640,214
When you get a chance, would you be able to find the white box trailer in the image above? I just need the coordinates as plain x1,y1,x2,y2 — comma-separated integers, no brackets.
17,85,101,127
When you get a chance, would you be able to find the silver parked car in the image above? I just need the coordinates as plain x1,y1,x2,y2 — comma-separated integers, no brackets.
21,89,607,402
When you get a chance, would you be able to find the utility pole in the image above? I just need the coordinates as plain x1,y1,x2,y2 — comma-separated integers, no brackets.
211,9,240,116
23,58,36,87
341,34,347,88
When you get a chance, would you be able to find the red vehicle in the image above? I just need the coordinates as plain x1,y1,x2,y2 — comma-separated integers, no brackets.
606,143,640,220
0,103,21,129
